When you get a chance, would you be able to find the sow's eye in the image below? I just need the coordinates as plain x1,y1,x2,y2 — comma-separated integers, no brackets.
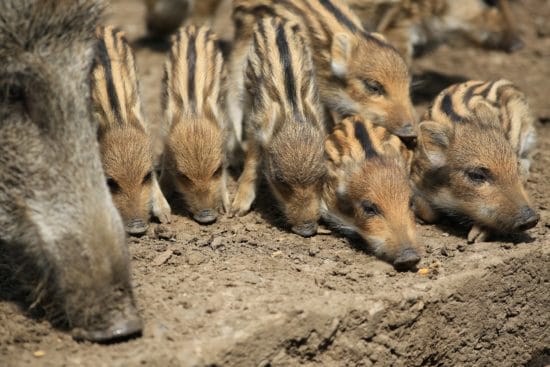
362,79,385,95
361,200,381,217
465,167,492,184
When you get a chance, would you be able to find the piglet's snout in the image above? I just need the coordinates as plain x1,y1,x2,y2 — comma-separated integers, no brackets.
514,206,539,231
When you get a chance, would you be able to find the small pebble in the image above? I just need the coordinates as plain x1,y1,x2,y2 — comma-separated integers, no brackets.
210,237,224,249
308,247,320,257
417,268,429,276
154,225,176,241
186,252,208,265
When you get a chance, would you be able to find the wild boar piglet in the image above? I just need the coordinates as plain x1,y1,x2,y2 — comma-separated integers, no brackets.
92,25,171,235
231,17,327,237
412,79,538,243
161,25,229,224
228,0,417,152
323,115,421,269
344,0,523,66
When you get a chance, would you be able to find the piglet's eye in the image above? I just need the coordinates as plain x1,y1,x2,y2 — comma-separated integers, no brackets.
213,165,223,178
482,0,498,7
362,79,385,95
106,177,120,193
274,176,293,193
142,171,153,184
465,167,492,184
409,197,415,210
362,200,381,217
178,172,191,184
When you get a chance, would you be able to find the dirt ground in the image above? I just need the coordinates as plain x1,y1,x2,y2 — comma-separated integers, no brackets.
1,1,549,366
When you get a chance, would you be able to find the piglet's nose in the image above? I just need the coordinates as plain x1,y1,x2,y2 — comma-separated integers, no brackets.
394,124,417,139
515,206,539,231
503,35,524,53
393,247,421,271
126,218,148,236
291,221,318,238
194,209,217,224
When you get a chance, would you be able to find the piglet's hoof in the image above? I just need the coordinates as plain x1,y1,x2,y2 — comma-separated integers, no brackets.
467,225,489,244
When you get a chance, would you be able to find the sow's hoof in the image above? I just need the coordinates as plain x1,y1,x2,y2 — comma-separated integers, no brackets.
72,311,143,343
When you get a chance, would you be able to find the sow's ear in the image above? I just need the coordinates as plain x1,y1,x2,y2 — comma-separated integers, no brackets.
331,33,353,79
418,120,452,168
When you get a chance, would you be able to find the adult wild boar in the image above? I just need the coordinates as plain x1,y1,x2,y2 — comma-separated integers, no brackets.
0,0,142,342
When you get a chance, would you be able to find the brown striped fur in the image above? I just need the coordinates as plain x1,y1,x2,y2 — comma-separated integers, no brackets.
228,0,416,148
230,17,327,237
92,26,171,235
345,0,522,66
161,25,229,224
323,115,420,268
411,79,538,243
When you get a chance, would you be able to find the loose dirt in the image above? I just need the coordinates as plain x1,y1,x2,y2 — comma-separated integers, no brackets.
1,1,549,366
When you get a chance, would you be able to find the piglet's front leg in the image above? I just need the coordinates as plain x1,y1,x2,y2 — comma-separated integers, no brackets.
467,224,490,244
151,174,171,224
413,194,439,224
230,142,260,217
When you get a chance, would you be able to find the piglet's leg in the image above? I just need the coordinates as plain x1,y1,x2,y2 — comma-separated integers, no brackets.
151,174,171,223
413,194,439,224
220,169,231,214
467,224,490,244
230,142,260,217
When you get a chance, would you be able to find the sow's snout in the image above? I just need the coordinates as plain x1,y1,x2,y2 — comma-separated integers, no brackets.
72,300,143,343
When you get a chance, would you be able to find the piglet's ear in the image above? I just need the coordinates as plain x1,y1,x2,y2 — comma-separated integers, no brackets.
325,134,344,168
472,100,501,130
369,32,387,43
418,121,452,168
382,139,412,173
331,33,353,79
